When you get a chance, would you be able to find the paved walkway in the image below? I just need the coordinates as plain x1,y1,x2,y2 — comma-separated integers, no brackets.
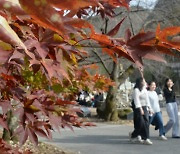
43,108,180,154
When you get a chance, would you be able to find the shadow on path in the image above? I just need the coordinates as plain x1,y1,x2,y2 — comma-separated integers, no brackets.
47,135,132,145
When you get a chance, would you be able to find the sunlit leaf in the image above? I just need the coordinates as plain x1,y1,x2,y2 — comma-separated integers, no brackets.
102,48,117,62
56,99,77,106
19,0,65,37
0,15,35,59
0,41,12,50
107,0,130,9
53,33,64,42
156,26,180,51
47,0,98,11
0,0,27,16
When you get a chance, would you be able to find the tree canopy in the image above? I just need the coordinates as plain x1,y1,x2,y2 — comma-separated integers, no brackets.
0,0,179,152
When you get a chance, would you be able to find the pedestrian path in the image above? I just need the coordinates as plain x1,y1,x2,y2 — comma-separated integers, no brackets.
42,108,180,154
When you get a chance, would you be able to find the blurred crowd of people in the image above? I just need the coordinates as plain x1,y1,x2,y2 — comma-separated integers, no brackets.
76,90,106,108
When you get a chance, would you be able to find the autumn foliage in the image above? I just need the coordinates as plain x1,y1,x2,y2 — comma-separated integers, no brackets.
0,0,179,151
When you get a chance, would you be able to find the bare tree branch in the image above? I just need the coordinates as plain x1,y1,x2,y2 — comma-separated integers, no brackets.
78,57,112,66
90,48,111,76
127,11,135,35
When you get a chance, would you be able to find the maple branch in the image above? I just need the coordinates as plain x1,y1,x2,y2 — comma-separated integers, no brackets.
113,9,147,17
72,38,109,49
90,47,111,76
142,19,164,30
137,0,141,9
127,12,135,36
104,17,109,34
78,57,112,66
142,14,180,30
80,44,108,48
71,38,91,47
113,11,123,17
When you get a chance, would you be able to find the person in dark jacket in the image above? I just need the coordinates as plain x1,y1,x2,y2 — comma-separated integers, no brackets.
163,78,180,138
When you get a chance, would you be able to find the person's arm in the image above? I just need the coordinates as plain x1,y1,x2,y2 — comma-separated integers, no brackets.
134,89,144,115
163,88,169,97
145,89,153,114
134,88,141,108
163,88,171,102
158,93,163,101
172,88,176,100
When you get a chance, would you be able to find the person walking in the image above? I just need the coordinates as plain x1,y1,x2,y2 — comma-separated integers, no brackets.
163,78,180,138
129,77,153,145
148,81,167,140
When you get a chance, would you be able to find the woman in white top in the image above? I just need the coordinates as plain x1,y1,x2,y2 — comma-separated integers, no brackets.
148,81,167,140
130,78,153,145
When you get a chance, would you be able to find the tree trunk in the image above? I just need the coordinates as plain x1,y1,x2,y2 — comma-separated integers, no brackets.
104,86,119,121
104,64,135,121
104,61,119,121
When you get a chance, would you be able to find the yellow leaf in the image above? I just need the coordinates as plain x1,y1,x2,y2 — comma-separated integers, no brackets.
29,105,40,112
68,40,76,45
0,41,12,50
71,53,77,65
53,34,64,42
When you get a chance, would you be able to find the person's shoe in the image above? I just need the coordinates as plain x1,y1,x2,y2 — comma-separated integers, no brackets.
143,139,153,145
137,135,144,143
130,135,143,143
130,137,143,143
159,135,168,141
172,136,180,138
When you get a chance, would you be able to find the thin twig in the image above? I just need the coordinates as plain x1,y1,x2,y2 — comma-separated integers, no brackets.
90,47,111,76
127,12,135,36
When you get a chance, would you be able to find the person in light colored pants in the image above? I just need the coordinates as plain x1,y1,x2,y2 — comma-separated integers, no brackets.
165,102,180,137
163,78,180,138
